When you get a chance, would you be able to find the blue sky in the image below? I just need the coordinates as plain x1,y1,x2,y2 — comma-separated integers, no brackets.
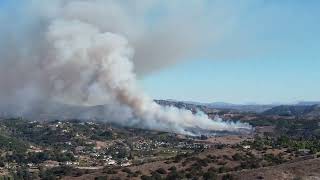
140,1,320,104
142,54,320,104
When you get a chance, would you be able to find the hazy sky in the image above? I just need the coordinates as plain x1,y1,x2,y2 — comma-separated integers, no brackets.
141,0,320,104
1,0,320,104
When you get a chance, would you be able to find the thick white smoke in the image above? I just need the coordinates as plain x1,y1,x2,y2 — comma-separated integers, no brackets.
46,19,250,135
0,0,251,135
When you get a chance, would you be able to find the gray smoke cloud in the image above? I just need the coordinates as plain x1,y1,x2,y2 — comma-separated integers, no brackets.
0,0,251,135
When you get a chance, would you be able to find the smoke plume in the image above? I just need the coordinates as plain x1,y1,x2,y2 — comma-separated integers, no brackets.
0,0,251,135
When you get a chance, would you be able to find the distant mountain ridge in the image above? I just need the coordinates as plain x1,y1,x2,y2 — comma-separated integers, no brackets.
155,100,275,113
262,104,320,118
157,100,320,113
296,101,320,105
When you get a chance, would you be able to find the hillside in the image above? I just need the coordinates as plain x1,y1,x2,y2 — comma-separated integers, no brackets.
231,157,320,180
262,104,320,118
1,104,320,179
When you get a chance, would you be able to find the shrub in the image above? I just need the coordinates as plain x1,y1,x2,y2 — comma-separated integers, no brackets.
135,170,142,175
94,175,108,180
141,175,153,180
168,166,177,171
166,171,184,180
156,168,167,174
203,171,217,180
218,166,226,173
122,168,132,174
151,172,162,180
232,153,243,161
222,173,234,180
197,159,208,167
106,169,117,174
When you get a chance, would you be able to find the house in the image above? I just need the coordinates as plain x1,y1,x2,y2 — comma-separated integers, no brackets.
298,149,311,155
42,160,60,168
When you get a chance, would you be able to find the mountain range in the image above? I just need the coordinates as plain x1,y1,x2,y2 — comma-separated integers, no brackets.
1,100,320,120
